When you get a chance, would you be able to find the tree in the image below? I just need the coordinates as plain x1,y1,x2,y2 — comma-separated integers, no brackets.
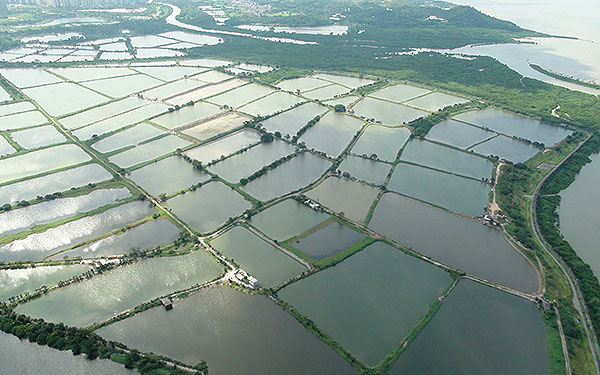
261,133,274,143
334,104,346,112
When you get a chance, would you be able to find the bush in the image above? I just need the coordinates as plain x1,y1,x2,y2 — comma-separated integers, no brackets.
333,104,346,112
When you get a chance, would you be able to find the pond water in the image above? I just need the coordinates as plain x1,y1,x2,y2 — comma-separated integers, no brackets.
369,193,539,293
182,112,247,141
208,83,274,108
446,39,600,94
0,201,153,262
351,125,410,162
0,101,35,116
260,102,328,136
324,95,359,107
24,82,109,117
133,66,206,82
400,139,493,180
276,77,330,92
0,137,15,156
98,286,357,375
207,140,295,183
167,79,245,106
17,250,222,327
166,181,251,233
280,241,451,365
0,86,9,101
390,279,549,375
404,91,468,112
193,70,235,84
248,198,330,241
59,96,147,129
469,135,541,163
0,68,63,88
241,152,332,202
338,156,391,185
307,177,379,223
454,108,572,147
0,332,132,375
426,119,495,149
353,97,427,125
48,66,134,82
303,84,350,101
82,74,162,98
160,31,223,45
184,129,261,164
0,144,91,185
57,219,180,260
142,78,206,101
91,122,165,154
388,163,490,217
312,73,375,89
211,226,305,288
559,153,600,278
152,102,222,129
0,164,112,205
10,125,67,149
300,111,364,157
129,156,210,197
0,188,130,237
292,221,365,261
179,58,231,68
370,84,431,103
0,110,48,131
130,35,173,48
108,135,191,168
0,264,91,301
73,102,170,140
239,91,305,117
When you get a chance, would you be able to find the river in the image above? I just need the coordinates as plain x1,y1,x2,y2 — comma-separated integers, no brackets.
559,153,600,278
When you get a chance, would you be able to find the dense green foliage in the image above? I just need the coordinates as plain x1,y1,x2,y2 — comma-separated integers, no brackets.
540,135,600,195
496,163,536,248
0,307,203,374
530,64,600,90
256,68,312,85
536,135,600,337
537,195,600,337
223,0,531,48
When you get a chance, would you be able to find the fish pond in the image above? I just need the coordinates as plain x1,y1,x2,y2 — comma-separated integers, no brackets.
211,226,305,288
16,250,222,327
248,198,330,241
369,193,539,293
280,241,451,365
166,181,251,233
57,219,180,259
98,286,357,375
389,279,549,375
0,164,112,205
290,220,365,261
307,177,379,223
129,156,210,197
241,152,332,202
0,264,91,301
387,163,490,217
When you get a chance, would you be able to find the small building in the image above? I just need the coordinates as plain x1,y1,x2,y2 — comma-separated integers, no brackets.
161,298,173,311
247,276,259,289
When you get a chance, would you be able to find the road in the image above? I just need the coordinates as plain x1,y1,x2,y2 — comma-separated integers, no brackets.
529,133,600,375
